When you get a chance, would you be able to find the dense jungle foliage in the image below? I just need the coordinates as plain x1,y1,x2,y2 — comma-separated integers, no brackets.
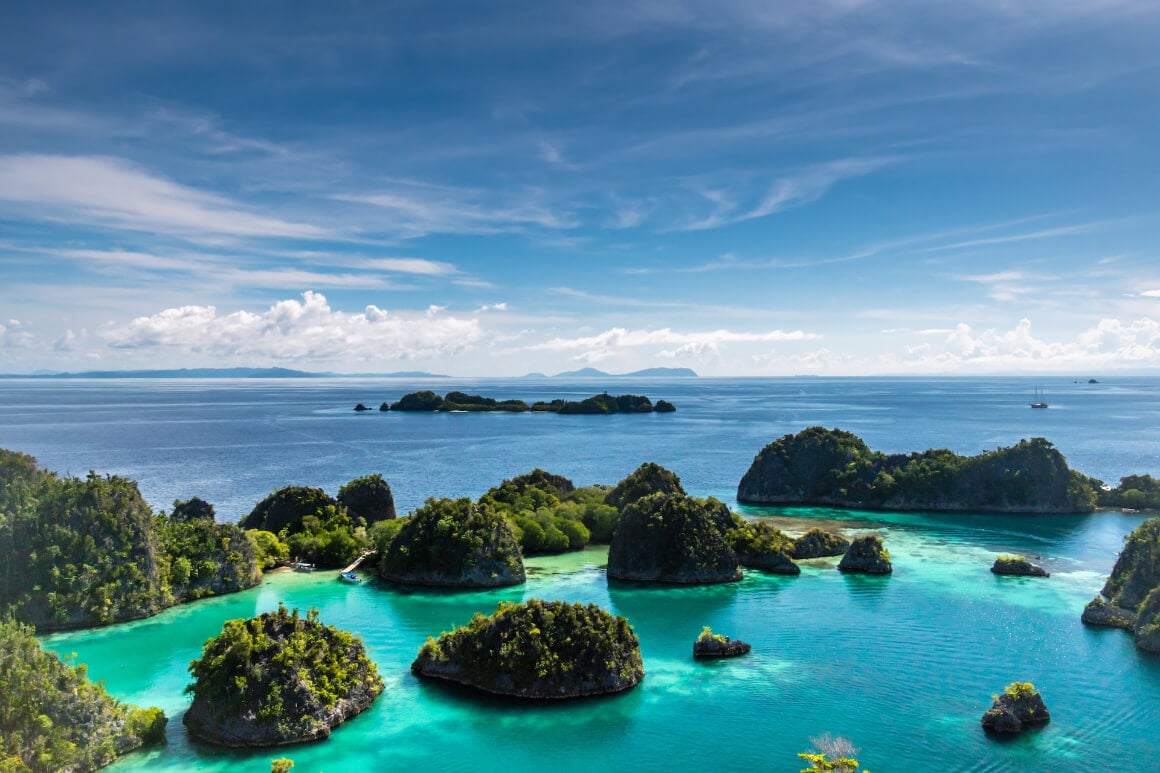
1099,517,1160,610
477,470,617,554
0,618,166,772
1099,474,1160,511
0,450,260,630
378,497,525,587
605,462,686,510
738,427,1097,512
336,474,397,523
412,599,643,698
185,605,383,745
607,493,742,583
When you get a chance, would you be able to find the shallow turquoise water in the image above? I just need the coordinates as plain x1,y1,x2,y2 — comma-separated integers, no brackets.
6,377,1160,771
41,509,1159,773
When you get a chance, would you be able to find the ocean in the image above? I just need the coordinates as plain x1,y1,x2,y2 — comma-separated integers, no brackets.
2,375,1158,771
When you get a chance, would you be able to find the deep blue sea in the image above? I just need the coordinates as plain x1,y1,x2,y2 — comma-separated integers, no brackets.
2,375,1158,772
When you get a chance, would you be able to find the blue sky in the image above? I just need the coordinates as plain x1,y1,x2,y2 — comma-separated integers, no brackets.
1,1,1159,376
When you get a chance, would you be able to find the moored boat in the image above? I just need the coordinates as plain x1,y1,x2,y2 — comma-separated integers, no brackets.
293,562,316,572
339,571,361,584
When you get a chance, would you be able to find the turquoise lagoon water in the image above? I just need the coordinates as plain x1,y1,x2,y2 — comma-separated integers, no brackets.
3,376,1160,771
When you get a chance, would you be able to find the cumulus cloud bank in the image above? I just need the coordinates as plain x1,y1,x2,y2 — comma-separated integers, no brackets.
102,291,483,362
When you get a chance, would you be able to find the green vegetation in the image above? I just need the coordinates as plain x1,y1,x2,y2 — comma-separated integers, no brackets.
184,604,383,746
378,498,525,587
0,450,260,631
798,734,867,773
338,473,399,519
412,599,643,698
1099,474,1160,511
697,625,727,645
247,530,290,570
1135,587,1160,652
605,462,686,510
607,493,742,584
476,470,616,554
1003,681,1038,700
726,520,800,574
738,427,1097,513
991,554,1049,577
0,618,166,772
982,681,1050,733
171,496,215,522
837,535,892,575
240,486,337,533
791,528,851,559
384,390,675,414
1083,518,1160,648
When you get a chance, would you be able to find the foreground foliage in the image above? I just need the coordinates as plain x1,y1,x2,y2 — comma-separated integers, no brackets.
412,599,643,698
0,450,260,630
184,605,383,746
0,618,166,772
738,427,1096,512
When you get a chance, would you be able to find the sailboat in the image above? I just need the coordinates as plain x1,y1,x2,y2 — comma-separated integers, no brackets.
1030,385,1049,409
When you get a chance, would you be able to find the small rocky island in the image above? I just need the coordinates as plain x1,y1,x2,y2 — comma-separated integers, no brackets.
693,626,751,659
981,682,1051,734
991,554,1049,577
837,535,893,574
381,390,676,414
791,527,851,559
1082,517,1160,651
737,427,1097,513
607,492,743,584
726,520,800,574
411,599,644,699
184,605,383,746
379,497,526,587
0,619,167,772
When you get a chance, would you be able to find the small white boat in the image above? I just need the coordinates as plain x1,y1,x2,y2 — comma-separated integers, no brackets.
293,562,316,573
339,572,361,584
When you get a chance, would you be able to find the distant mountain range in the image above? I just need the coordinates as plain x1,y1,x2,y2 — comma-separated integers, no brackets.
546,367,698,378
1,367,450,379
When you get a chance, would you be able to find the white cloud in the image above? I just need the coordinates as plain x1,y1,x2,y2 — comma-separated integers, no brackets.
102,291,483,363
1141,289,1160,298
346,257,458,276
477,303,508,312
0,155,329,240
527,325,820,362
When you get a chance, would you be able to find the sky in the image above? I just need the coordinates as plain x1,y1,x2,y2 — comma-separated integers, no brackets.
1,1,1159,377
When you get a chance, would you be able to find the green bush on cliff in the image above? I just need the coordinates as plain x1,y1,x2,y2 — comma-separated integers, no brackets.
0,618,166,772
184,605,383,746
379,498,525,587
412,599,643,698
605,462,686,510
738,428,1097,513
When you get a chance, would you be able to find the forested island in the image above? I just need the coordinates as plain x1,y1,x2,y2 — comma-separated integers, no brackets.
1082,517,1160,651
375,390,675,414
411,599,644,699
184,605,383,746
737,427,1097,513
0,619,167,772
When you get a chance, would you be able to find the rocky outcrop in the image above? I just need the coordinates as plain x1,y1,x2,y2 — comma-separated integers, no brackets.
837,535,892,574
379,498,525,587
791,528,851,559
991,555,1049,577
411,599,643,699
981,682,1050,734
727,520,800,574
608,493,742,584
737,427,1097,513
693,627,751,659
184,606,383,746
1082,518,1160,650
605,462,686,510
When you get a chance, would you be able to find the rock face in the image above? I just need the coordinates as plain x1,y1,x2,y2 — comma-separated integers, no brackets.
981,682,1050,734
991,555,1049,577
737,427,1096,513
791,528,851,559
379,498,525,587
184,605,383,747
411,599,644,699
608,493,742,584
837,535,892,574
1082,518,1160,650
693,627,751,659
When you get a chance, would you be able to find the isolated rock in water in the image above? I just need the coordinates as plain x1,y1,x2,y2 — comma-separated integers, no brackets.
727,520,800,575
991,554,1049,577
1134,587,1160,652
1081,595,1136,629
837,535,892,574
184,605,383,747
693,627,751,659
379,497,525,587
791,528,851,559
607,493,742,584
981,682,1050,734
354,403,370,411
411,599,643,699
